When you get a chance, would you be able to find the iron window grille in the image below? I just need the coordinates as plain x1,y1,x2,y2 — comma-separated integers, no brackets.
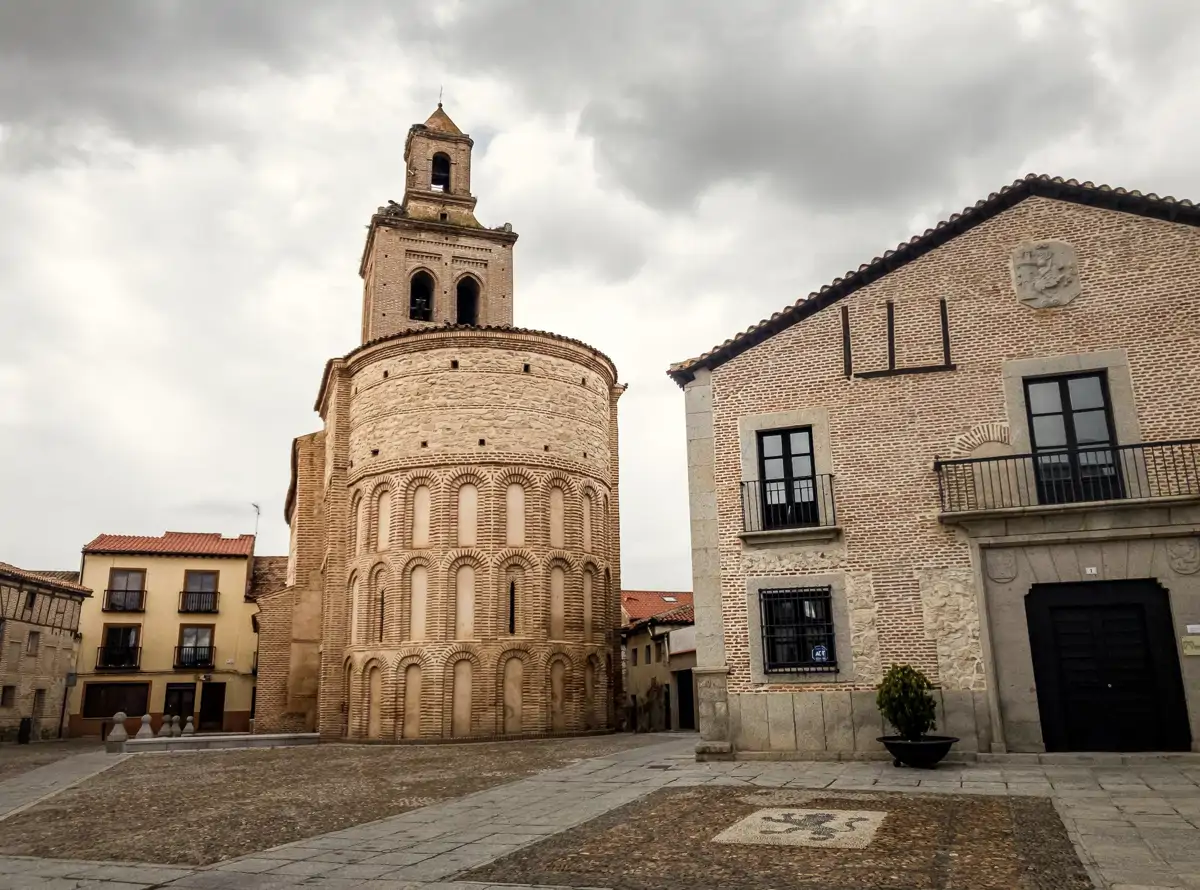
759,586,837,674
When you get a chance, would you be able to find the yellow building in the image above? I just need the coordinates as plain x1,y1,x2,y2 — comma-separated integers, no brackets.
68,532,275,737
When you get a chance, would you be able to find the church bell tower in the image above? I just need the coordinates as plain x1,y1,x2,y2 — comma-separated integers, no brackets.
359,105,519,343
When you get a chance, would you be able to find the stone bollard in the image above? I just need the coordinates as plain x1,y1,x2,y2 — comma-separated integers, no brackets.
182,716,195,736
135,713,154,739
105,711,129,754
157,716,173,738
171,715,182,737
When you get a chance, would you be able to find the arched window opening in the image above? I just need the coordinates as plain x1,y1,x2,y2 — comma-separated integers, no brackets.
431,152,451,192
508,580,517,635
456,277,479,326
409,271,434,321
457,483,478,547
505,482,525,547
378,584,386,643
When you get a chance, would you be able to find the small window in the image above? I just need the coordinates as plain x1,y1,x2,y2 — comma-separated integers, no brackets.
760,586,836,673
523,363,530,373
32,689,46,716
631,647,638,666
662,596,677,603
0,686,14,708
450,359,459,369
439,212,448,221
655,641,665,662
24,589,37,612
431,152,451,191
478,438,486,446
644,644,651,664
26,631,40,656
409,270,435,321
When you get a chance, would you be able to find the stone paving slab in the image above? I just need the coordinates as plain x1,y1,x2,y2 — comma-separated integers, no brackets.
0,752,128,821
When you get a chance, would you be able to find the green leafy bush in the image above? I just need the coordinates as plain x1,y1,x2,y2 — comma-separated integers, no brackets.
876,665,937,740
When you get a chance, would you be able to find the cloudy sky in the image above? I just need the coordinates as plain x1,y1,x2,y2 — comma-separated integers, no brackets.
2,1,1198,588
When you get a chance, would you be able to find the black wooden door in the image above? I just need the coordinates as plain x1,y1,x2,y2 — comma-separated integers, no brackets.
198,682,226,732
1026,580,1190,752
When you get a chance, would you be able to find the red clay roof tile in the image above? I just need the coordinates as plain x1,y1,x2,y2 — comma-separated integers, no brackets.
622,590,693,623
83,532,255,558
0,562,91,595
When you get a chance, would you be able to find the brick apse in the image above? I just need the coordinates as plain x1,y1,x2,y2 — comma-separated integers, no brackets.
254,106,625,740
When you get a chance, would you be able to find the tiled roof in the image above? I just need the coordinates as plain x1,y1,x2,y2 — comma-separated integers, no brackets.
83,532,256,558
622,590,693,623
248,556,289,601
668,173,1200,387
422,103,464,136
30,570,82,585
0,562,91,595
626,603,695,633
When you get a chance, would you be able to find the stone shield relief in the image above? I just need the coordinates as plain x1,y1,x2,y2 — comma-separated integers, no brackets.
1167,538,1200,575
1010,240,1082,309
985,549,1018,583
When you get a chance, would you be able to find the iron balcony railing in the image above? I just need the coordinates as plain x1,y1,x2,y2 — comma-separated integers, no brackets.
740,475,837,533
102,589,145,612
935,439,1200,514
174,646,215,669
96,646,141,670
178,590,219,613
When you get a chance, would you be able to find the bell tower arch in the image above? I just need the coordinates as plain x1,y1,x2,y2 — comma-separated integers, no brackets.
359,105,518,342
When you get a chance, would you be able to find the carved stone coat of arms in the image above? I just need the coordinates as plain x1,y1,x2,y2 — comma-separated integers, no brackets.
1010,241,1082,309
1167,538,1200,576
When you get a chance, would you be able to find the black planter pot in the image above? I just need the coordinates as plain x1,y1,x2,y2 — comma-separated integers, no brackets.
878,735,959,769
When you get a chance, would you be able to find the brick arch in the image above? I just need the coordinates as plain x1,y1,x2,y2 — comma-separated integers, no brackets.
495,548,539,638
346,571,360,646
399,471,442,551
365,561,392,644
543,650,577,733
396,555,436,643
365,478,396,555
445,551,488,640
494,647,539,735
394,651,429,740
440,647,488,738
949,422,1012,458
445,470,487,550
493,469,538,550
583,652,605,729
351,656,388,740
349,490,365,557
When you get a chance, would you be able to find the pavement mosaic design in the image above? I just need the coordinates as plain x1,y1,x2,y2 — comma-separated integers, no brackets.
712,807,886,849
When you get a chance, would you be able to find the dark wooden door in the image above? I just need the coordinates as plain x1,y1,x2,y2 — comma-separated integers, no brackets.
1026,580,1190,752
677,670,696,730
198,682,226,732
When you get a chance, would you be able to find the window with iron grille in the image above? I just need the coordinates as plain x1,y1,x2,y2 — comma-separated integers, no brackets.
759,586,836,673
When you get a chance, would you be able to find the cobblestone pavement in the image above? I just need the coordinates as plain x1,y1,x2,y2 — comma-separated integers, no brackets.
0,749,126,822
3,736,1200,888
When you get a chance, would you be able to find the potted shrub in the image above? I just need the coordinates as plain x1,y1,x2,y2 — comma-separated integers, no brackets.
876,664,958,769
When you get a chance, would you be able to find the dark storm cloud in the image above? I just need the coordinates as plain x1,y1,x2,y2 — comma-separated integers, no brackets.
411,0,1137,211
0,0,397,166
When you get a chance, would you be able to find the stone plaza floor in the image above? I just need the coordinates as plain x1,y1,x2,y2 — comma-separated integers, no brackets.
3,735,1200,888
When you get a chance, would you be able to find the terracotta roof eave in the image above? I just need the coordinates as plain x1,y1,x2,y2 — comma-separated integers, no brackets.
666,174,1200,388
0,562,92,595
83,548,252,560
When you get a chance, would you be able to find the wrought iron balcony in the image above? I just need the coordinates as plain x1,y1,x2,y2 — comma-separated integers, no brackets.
96,646,141,670
178,590,219,613
740,475,837,533
935,439,1200,514
174,646,215,669
102,589,145,612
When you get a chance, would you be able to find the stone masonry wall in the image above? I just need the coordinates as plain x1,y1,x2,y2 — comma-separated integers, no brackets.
708,197,1200,701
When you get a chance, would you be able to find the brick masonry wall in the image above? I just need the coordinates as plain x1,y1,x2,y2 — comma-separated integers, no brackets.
363,225,515,340
708,197,1200,696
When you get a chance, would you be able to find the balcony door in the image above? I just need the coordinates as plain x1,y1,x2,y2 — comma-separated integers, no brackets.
1025,373,1122,504
178,626,214,667
101,625,139,668
757,427,819,529
106,569,145,612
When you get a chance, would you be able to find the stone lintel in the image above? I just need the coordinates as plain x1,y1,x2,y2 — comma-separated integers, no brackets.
739,526,842,546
